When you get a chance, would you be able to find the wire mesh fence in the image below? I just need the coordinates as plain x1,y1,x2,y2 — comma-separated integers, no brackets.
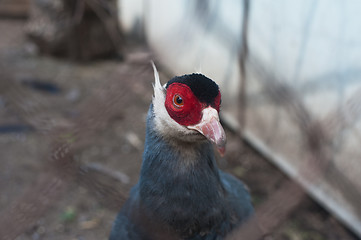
0,0,360,239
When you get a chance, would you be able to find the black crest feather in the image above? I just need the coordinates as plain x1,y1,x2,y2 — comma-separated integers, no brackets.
166,73,219,104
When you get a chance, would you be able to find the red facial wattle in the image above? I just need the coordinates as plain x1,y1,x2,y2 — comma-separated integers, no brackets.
165,81,225,155
165,83,221,126
165,83,203,126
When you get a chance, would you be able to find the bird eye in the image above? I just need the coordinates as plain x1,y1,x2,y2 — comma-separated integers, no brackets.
173,94,184,108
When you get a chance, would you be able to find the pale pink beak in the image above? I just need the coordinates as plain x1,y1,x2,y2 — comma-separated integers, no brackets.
187,107,226,156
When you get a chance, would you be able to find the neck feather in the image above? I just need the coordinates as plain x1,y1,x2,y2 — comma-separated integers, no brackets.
138,107,226,237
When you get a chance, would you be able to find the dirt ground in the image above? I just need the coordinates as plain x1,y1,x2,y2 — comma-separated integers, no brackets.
0,19,359,240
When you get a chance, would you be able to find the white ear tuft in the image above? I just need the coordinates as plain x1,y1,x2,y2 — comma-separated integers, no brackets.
151,61,165,100
151,61,162,89
149,61,196,139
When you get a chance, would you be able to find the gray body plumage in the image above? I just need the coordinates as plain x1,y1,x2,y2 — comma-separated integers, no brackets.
109,105,253,240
